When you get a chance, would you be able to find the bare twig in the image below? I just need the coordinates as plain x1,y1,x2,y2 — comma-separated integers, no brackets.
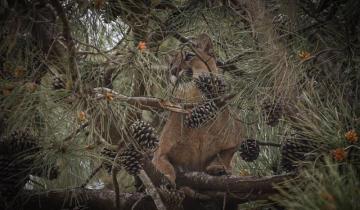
222,192,227,210
94,87,189,113
29,178,46,189
111,151,121,208
138,170,168,210
94,87,237,113
81,164,103,188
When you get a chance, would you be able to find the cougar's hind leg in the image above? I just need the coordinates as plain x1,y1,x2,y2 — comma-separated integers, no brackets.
152,154,177,185
206,147,238,176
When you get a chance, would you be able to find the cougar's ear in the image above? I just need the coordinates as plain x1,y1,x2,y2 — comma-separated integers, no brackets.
192,33,214,56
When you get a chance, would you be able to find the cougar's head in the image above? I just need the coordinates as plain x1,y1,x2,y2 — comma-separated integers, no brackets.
168,34,219,101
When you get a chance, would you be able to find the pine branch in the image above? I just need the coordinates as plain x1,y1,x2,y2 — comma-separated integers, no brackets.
93,87,236,113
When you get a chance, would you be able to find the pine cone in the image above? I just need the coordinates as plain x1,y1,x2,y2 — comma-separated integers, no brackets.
158,185,185,208
261,100,283,127
239,139,260,162
280,136,313,172
100,147,117,173
130,120,159,151
52,76,65,90
194,74,226,99
185,101,218,128
119,146,143,176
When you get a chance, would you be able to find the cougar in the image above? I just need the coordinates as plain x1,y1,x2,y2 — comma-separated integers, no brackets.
152,33,243,184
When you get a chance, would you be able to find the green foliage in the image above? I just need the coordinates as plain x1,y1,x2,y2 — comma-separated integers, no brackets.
274,160,360,210
0,0,359,209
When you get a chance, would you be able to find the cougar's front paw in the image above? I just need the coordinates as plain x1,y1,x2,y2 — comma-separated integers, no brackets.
206,165,230,176
164,174,176,187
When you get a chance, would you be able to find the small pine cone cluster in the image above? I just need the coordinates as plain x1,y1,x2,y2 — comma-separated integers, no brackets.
130,120,159,151
280,137,313,172
101,120,159,176
194,74,226,99
261,100,283,127
158,185,185,208
185,101,218,128
100,147,118,173
52,76,65,90
239,139,260,162
119,146,144,175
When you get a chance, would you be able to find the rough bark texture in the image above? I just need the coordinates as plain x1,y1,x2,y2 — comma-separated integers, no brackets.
22,189,155,210
19,172,294,210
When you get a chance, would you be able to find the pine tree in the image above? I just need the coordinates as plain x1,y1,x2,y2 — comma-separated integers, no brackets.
0,0,359,209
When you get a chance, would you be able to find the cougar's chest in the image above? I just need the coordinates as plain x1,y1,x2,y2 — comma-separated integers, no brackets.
165,112,231,171
169,132,220,171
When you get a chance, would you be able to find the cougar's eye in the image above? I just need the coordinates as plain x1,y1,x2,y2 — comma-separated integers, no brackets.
184,52,195,61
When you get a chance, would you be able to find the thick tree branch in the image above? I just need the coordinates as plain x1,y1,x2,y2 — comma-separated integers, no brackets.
176,172,294,193
22,189,154,210
21,172,294,210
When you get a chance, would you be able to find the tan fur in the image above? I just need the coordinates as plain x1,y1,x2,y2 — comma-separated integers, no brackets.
152,34,243,184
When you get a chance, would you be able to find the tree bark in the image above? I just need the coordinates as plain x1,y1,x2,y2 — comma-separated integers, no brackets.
22,189,155,210
20,172,294,210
